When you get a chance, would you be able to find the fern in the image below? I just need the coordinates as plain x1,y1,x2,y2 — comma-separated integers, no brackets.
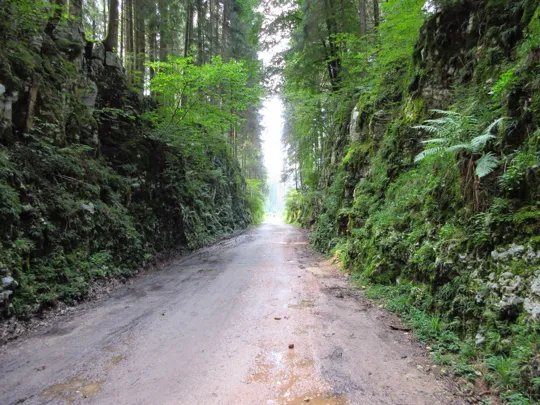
414,110,504,179
471,134,497,152
476,152,499,178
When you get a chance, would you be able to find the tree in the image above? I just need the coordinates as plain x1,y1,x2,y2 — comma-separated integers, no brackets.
373,0,379,28
357,0,366,36
184,0,194,57
134,0,146,90
158,0,169,61
103,0,119,51
148,56,261,133
79,0,267,187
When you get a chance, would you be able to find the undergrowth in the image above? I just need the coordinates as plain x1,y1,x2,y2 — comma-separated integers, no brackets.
283,1,540,402
362,281,540,405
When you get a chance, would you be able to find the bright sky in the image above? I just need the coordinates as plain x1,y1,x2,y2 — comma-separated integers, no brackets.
258,24,289,184
260,96,284,182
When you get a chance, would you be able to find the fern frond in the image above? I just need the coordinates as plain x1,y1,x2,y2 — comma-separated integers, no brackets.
413,125,438,134
420,138,447,145
425,118,457,126
446,143,472,153
414,147,445,162
470,134,496,151
430,109,460,117
475,152,499,178
482,117,504,136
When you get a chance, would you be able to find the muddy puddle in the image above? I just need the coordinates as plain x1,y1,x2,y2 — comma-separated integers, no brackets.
247,350,347,404
40,375,103,403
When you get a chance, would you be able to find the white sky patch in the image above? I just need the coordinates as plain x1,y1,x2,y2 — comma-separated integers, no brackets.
257,4,294,214
260,95,284,182
258,17,289,184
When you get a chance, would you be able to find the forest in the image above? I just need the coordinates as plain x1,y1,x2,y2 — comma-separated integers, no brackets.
0,0,539,403
278,0,540,402
0,0,266,318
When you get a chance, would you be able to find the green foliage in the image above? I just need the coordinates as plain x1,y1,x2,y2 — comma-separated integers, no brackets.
499,130,540,195
245,178,267,225
492,68,518,100
148,56,261,134
277,0,540,401
0,49,256,318
284,189,322,226
414,110,503,179
485,356,520,389
0,0,53,39
343,0,426,94
363,281,540,400
1,119,252,316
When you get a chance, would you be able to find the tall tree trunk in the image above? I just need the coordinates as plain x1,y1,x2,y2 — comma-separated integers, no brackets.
126,0,134,81
357,0,366,36
149,30,157,81
209,0,214,57
213,0,220,57
148,2,158,84
120,0,124,61
139,4,146,91
221,0,229,61
339,0,345,32
184,0,194,57
158,0,168,61
196,0,204,64
323,0,341,90
103,0,108,38
134,1,145,71
373,0,380,28
104,0,119,52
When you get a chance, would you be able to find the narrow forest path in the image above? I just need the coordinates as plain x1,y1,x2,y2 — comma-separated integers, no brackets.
0,222,463,405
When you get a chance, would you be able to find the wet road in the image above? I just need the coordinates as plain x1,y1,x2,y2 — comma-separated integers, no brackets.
0,222,461,404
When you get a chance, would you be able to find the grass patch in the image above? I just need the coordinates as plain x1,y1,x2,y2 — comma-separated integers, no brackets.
359,280,539,404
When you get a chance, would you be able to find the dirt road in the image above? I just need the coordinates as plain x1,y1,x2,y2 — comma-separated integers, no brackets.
0,222,462,404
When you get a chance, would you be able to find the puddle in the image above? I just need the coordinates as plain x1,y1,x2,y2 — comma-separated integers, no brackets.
247,351,340,404
288,300,315,309
247,356,274,383
40,375,103,404
247,351,300,401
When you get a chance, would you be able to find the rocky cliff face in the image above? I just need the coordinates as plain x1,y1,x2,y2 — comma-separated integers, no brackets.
0,15,250,317
290,0,539,399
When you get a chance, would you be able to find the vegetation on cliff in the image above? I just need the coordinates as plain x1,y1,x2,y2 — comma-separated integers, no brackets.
275,0,540,402
0,0,266,318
